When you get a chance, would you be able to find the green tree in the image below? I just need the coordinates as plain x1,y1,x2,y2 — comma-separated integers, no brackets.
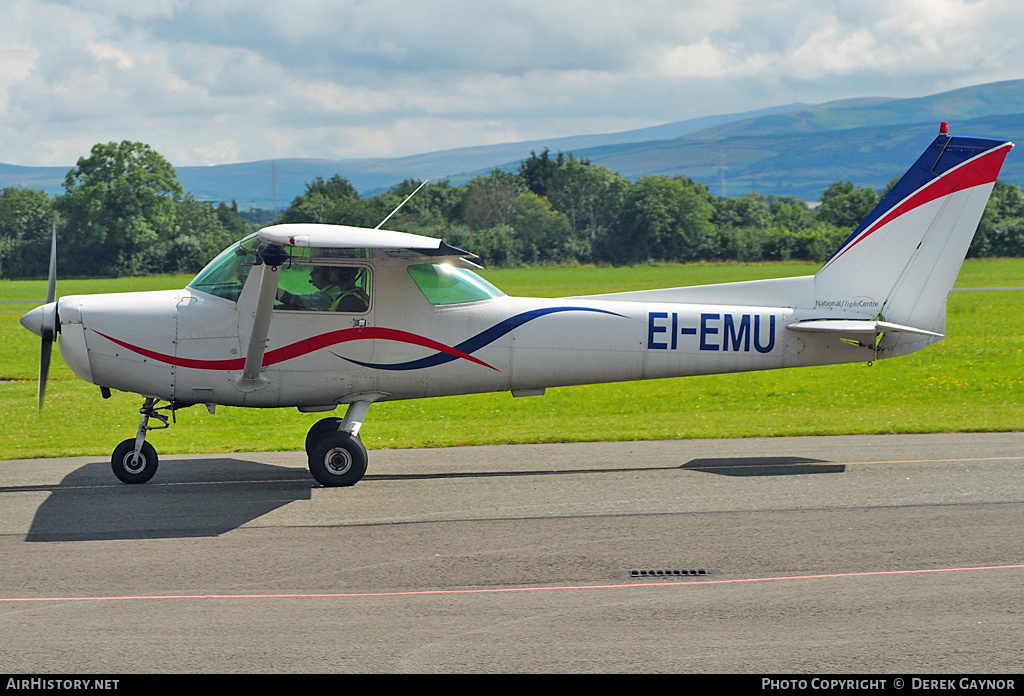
371,179,427,230
546,157,630,261
610,176,715,263
0,187,56,279
517,148,565,198
769,197,819,231
513,192,572,263
457,223,523,267
215,201,254,239
970,180,1024,257
369,179,467,233
57,141,183,276
818,181,878,229
713,195,772,230
279,175,379,228
417,180,467,229
166,196,248,273
458,169,526,231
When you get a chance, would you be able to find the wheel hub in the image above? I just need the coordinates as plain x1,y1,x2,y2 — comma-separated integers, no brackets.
122,452,147,474
325,447,353,475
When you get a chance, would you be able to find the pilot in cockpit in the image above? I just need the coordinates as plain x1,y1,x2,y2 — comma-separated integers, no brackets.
277,265,369,312
310,266,369,312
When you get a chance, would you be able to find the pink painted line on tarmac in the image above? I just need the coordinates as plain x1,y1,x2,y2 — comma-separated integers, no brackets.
2,564,1021,604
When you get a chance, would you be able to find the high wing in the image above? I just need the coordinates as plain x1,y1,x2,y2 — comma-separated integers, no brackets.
257,223,471,255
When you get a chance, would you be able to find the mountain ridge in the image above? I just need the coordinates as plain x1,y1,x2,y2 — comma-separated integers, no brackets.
2,79,1021,206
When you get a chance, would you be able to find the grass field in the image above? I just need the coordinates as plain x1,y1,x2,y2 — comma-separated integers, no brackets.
1,258,1021,460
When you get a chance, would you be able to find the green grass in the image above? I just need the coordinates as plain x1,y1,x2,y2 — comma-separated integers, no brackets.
1,260,1021,460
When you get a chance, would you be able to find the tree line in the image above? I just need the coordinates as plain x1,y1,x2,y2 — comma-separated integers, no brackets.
3,142,1023,280
0,142,251,279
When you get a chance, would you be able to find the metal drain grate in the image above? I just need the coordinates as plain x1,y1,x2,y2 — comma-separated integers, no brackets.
627,568,715,578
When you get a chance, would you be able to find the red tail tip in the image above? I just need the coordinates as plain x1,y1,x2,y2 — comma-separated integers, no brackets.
939,121,949,135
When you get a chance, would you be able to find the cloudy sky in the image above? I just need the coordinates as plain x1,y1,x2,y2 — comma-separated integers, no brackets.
3,0,1023,167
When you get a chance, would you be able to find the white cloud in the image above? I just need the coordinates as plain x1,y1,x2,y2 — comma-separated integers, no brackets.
0,0,1022,166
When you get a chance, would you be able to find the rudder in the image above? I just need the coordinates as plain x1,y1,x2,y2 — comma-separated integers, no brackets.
814,126,1013,335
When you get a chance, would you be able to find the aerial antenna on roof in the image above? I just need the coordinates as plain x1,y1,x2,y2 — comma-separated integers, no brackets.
375,179,429,230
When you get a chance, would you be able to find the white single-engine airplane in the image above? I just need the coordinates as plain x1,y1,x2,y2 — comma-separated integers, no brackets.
20,124,1013,486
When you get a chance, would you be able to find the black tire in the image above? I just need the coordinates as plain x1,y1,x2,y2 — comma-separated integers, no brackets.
111,438,159,484
305,417,344,456
308,431,368,487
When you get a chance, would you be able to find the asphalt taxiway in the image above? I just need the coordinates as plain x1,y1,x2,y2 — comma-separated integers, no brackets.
1,432,1022,673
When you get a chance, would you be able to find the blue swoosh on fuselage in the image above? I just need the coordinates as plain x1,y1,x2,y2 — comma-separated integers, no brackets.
335,306,626,371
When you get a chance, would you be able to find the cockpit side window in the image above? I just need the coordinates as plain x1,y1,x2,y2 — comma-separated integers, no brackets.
275,264,371,313
407,263,504,305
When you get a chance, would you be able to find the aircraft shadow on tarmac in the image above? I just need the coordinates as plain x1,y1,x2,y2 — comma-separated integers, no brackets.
25,458,313,542
681,456,845,477
22,454,844,541
360,456,844,482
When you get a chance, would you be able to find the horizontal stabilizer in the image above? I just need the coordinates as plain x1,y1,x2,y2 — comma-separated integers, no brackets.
787,319,943,338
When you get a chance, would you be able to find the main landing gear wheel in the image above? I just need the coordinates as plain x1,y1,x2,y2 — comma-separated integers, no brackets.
111,438,159,484
308,431,368,487
305,417,344,456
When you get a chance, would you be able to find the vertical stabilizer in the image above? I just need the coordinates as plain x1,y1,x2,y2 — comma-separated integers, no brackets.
814,129,1012,335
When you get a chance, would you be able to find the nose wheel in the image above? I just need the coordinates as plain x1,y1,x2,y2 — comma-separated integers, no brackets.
110,397,170,484
111,439,159,484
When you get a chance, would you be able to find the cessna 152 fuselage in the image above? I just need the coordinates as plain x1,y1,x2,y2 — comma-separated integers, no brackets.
20,125,1014,487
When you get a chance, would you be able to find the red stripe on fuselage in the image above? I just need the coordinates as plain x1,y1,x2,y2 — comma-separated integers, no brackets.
95,331,246,370
92,327,498,371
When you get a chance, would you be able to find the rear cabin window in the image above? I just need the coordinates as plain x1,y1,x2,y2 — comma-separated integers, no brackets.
407,263,504,305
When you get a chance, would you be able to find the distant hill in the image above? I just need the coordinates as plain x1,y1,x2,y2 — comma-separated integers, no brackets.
170,102,808,206
540,79,1024,199
550,112,1024,200
2,80,1022,206
0,163,68,196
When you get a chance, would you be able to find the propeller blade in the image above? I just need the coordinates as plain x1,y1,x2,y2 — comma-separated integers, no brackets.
46,223,57,304
39,337,52,412
38,223,58,410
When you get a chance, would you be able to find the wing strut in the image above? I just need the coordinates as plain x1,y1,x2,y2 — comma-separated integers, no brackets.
234,246,286,392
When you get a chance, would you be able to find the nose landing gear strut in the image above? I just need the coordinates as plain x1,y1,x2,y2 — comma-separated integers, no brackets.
110,397,171,484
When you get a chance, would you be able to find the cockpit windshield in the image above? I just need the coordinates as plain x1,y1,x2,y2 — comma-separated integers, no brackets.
188,234,258,301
